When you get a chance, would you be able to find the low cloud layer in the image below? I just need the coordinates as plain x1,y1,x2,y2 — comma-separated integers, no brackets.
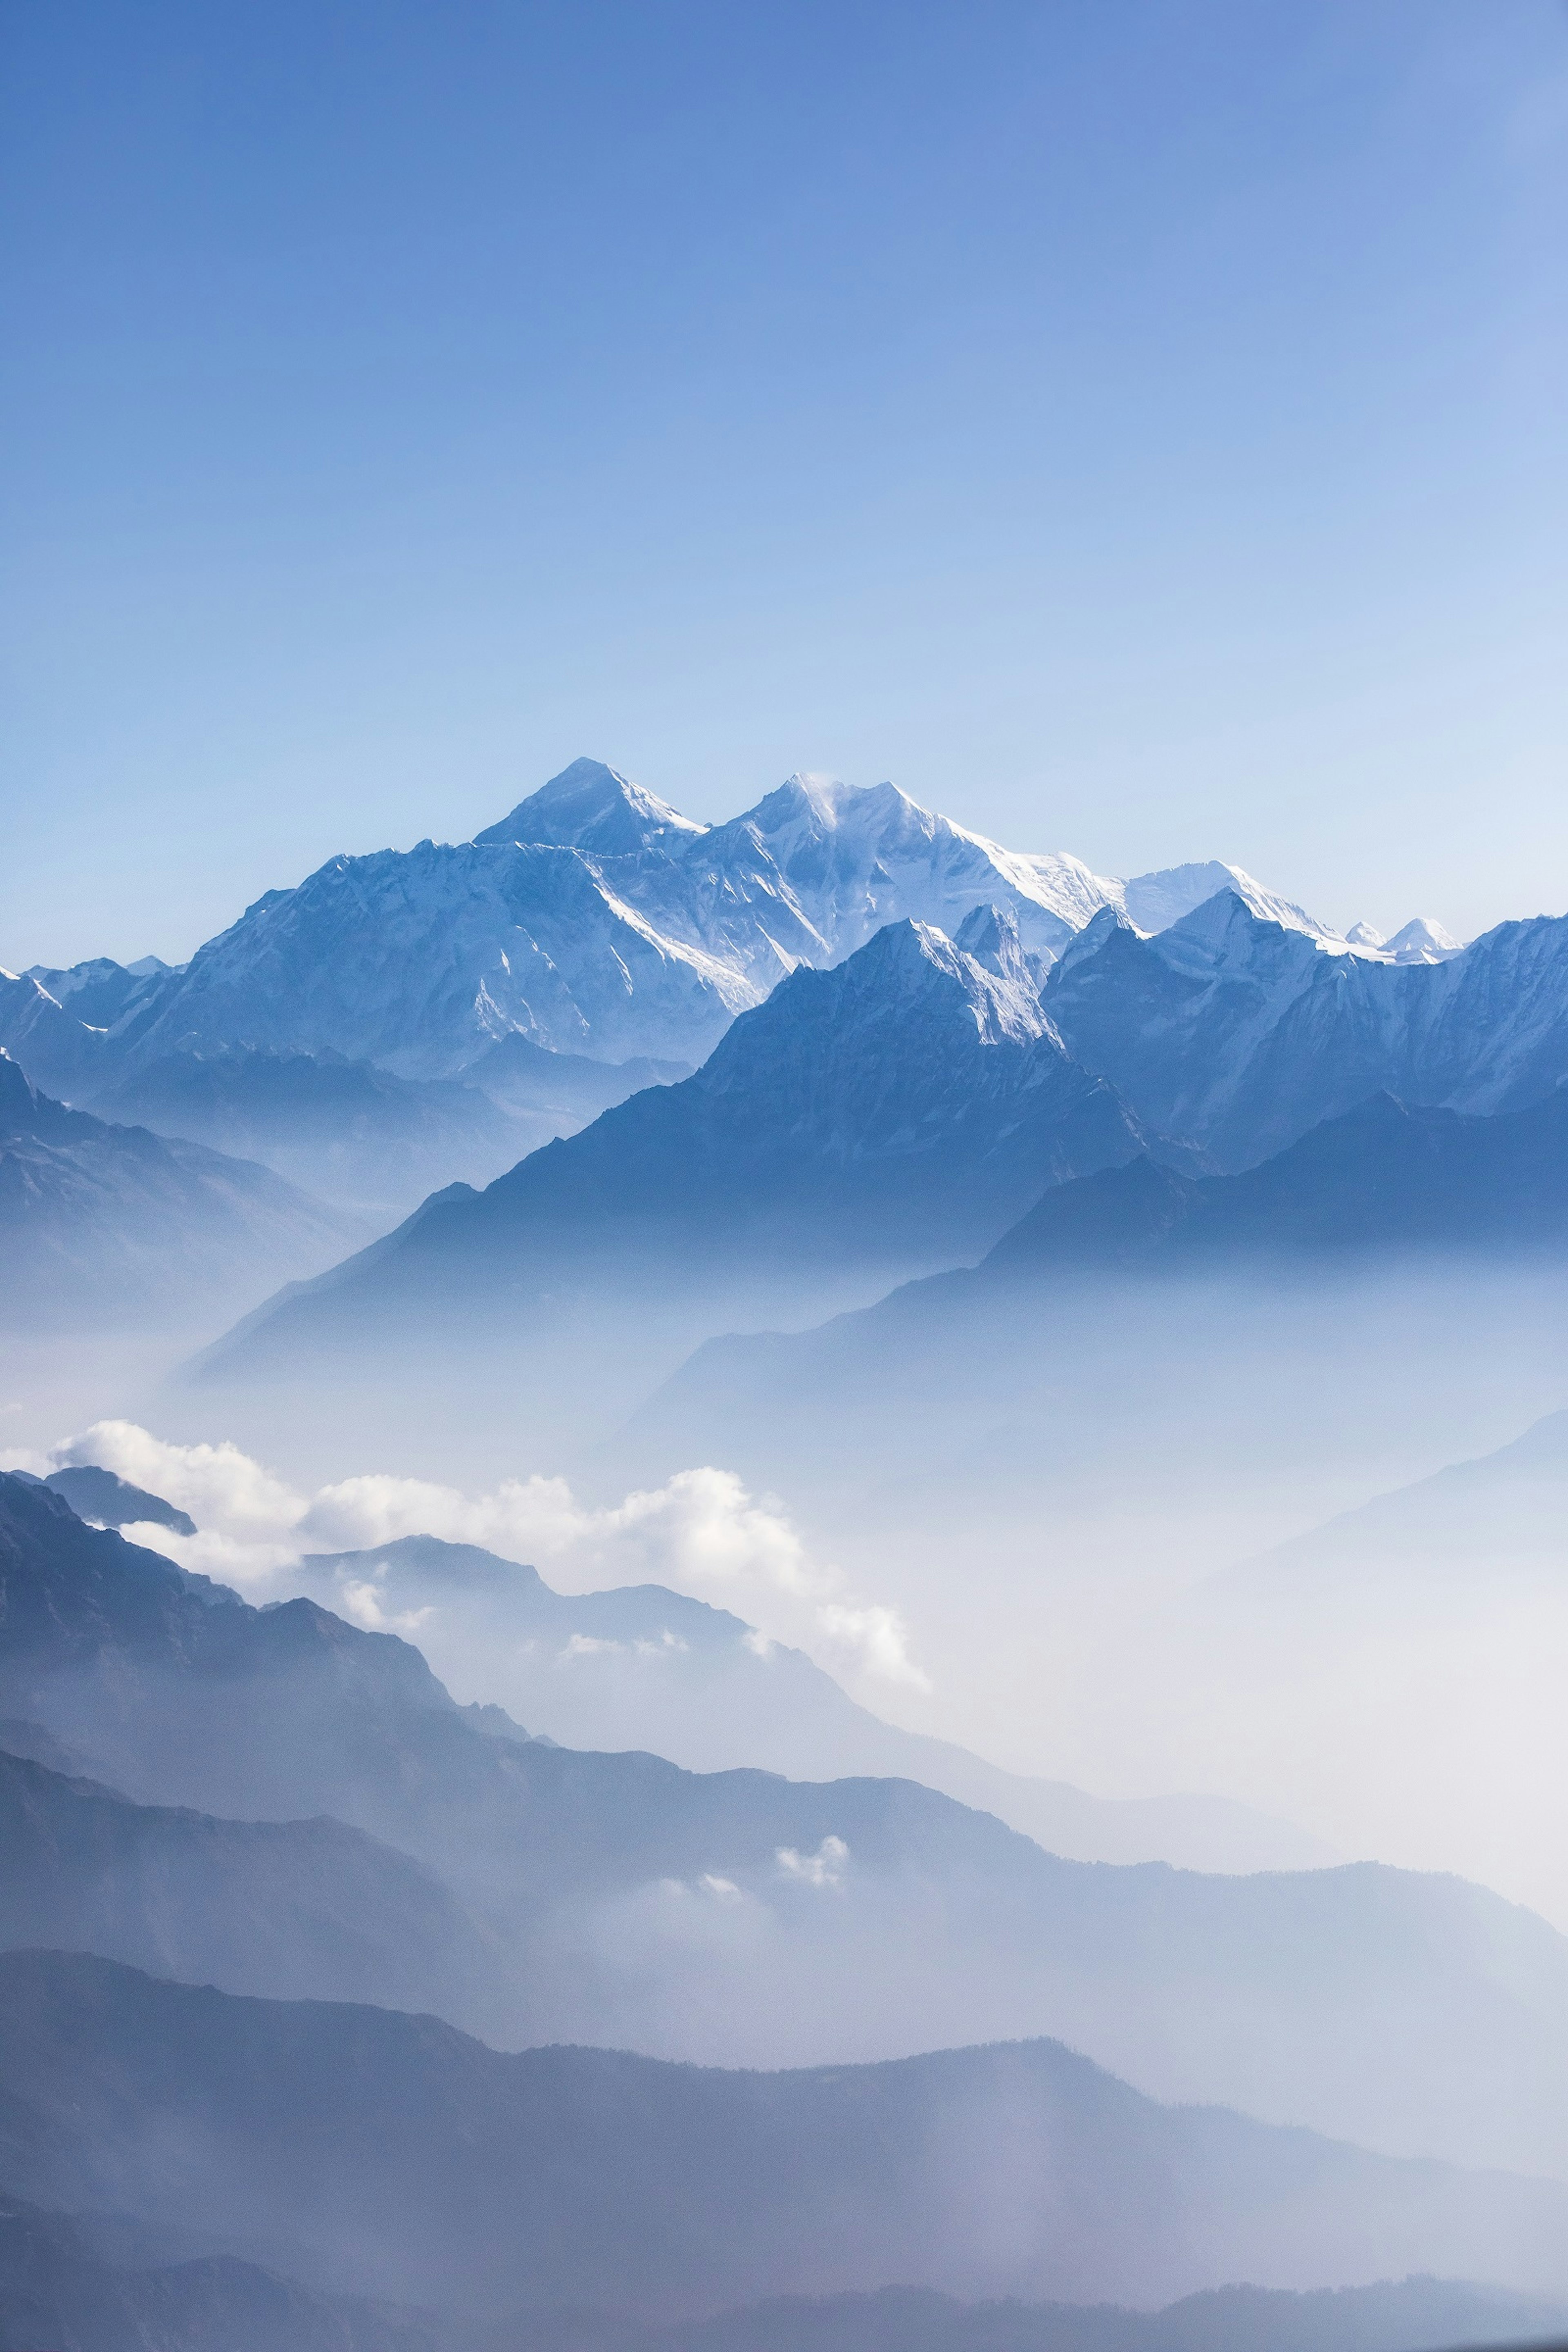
16,1421,929,1693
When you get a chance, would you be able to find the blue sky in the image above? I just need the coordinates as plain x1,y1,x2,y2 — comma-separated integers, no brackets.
3,0,1566,965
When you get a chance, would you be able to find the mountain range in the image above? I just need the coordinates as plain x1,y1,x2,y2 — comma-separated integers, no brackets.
1041,889,1568,1169
295,1532,1334,1875
8,1473,1568,2180
10,761,1568,1355
633,1081,1568,1488
0,757,1428,1100
5,1950,1567,2317
2,2213,1557,2352
202,958,1568,1403
0,1049,362,1325
198,916,1153,1379
9,758,1568,2350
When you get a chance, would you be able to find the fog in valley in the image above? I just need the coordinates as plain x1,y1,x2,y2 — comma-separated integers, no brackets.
12,0,1568,2334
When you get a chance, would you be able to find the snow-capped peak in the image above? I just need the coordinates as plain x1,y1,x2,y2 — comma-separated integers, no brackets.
474,757,709,858
1384,916,1462,963
1343,915,1463,964
1118,862,1339,944
834,918,1051,1050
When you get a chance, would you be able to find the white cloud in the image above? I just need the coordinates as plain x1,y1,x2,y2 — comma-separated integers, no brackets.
335,1579,434,1637
31,1421,931,1694
815,1602,931,1692
57,1422,304,1544
776,1835,848,1889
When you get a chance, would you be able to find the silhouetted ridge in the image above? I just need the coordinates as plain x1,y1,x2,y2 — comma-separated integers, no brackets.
4,1952,1566,2319
987,1090,1568,1271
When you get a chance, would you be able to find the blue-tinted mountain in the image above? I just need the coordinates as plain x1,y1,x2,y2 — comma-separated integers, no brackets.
641,1090,1568,1525
43,1463,196,1534
6,763,1340,1094
0,1746,501,2021
3,2201,1558,2352
23,952,176,1030
0,1049,365,1326
458,1029,691,1114
298,1533,1333,1875
474,754,711,858
82,1044,548,1216
1213,1408,1568,1610
0,2196,455,2352
553,2280,1568,2352
1043,891,1568,1170
7,1951,1567,2316
199,920,1147,1376
987,1090,1568,1273
9,1475,1568,2176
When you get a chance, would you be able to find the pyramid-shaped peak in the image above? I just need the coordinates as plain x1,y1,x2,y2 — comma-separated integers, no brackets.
955,899,1028,977
829,918,1047,1043
1120,862,1335,943
1385,915,1461,962
1150,883,1346,968
474,759,707,857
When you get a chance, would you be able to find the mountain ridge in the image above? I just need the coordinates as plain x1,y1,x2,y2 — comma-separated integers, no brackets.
4,1950,1566,2316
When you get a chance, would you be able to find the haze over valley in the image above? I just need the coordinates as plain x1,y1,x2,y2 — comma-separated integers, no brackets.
7,5,1568,2336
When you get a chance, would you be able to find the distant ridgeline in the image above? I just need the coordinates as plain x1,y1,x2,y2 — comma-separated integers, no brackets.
5,755,1567,1332
4,1468,1568,2344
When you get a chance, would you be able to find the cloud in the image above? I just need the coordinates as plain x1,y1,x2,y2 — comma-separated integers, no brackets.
561,1633,621,1658
31,1421,930,1692
56,1422,305,1544
815,1603,930,1691
335,1579,434,1637
776,1835,848,1889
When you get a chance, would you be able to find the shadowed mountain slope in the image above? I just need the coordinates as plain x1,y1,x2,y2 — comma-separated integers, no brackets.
1043,893,1568,1170
41,1462,196,1534
297,1533,1334,1876
987,1090,1568,1272
3,2201,1560,2352
9,1475,1568,2174
4,1953,1566,2318
198,919,1147,1379
0,1050,364,1326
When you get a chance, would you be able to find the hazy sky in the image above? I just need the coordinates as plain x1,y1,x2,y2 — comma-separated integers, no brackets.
3,0,1566,967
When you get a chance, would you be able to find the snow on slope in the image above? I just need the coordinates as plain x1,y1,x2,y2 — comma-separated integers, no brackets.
474,755,708,857
1117,862,1337,942
1043,890,1568,1168
2,758,1383,1089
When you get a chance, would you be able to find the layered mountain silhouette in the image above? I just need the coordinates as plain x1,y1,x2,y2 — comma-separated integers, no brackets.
0,1048,363,1324
82,1046,532,1216
3,2197,1558,2352
5,1951,1567,2316
199,918,1148,1377
988,1088,1568,1270
8,1473,1568,2176
0,1747,501,2018
298,1532,1333,1874
1213,1407,1568,1609
651,1085,1568,1471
